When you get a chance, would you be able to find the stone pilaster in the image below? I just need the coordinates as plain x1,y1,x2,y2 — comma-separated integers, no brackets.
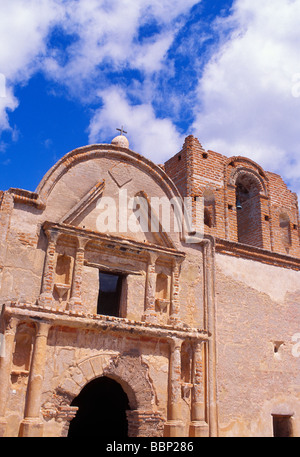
165,338,184,437
190,341,209,437
69,237,87,313
19,321,50,437
0,316,18,437
142,252,158,323
168,259,181,325
38,230,59,307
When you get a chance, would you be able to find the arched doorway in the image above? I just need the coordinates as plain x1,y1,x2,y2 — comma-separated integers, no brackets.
68,376,130,437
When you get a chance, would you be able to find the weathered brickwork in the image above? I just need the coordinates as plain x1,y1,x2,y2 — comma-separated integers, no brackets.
0,134,299,438
165,135,300,257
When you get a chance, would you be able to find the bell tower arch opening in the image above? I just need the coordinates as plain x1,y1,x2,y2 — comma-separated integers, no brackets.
235,173,263,248
68,376,130,437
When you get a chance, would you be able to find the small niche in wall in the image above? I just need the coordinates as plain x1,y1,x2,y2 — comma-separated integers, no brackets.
273,341,284,359
12,323,35,375
181,342,193,399
55,254,72,285
272,414,293,437
54,254,72,302
155,272,169,313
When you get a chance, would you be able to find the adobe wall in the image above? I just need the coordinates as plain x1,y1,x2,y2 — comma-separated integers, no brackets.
215,252,300,437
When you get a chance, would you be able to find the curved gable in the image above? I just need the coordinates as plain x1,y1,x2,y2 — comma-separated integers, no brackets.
36,144,185,249
36,144,181,206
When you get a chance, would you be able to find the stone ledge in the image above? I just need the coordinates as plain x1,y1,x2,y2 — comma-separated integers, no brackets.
2,302,209,342
215,237,300,271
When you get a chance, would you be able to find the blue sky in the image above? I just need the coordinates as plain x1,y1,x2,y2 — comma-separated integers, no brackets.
1,0,300,199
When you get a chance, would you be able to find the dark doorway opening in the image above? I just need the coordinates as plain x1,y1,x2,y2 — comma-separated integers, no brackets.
68,376,130,437
272,414,293,437
97,272,123,317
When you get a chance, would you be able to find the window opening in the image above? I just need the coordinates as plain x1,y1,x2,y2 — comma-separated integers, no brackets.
97,272,123,317
272,415,293,437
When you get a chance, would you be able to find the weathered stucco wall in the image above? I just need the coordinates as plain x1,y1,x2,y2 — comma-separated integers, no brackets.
215,253,300,437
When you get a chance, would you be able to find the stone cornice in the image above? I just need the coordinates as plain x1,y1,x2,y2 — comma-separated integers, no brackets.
2,302,209,342
8,188,45,209
215,237,300,270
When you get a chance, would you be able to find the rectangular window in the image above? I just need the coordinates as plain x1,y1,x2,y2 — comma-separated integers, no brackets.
272,415,293,437
97,272,124,317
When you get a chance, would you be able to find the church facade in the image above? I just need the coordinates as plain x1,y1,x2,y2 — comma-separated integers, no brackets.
0,133,299,437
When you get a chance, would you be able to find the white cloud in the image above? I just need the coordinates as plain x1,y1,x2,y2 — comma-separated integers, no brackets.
43,0,199,85
88,87,185,162
192,0,300,195
0,0,63,132
0,0,62,81
0,0,199,142
0,86,19,137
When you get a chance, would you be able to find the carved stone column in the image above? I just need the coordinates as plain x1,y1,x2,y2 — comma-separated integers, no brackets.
190,341,209,437
38,230,59,307
168,258,181,325
142,252,158,323
69,237,87,313
19,321,50,437
0,316,18,437
165,338,184,437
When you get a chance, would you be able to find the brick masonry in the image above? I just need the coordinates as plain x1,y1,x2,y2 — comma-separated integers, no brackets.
165,135,300,257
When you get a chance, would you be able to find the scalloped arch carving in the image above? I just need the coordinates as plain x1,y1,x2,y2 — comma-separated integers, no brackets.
56,352,155,411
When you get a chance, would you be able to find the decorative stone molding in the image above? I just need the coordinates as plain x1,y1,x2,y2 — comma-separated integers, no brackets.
53,351,156,436
36,145,183,210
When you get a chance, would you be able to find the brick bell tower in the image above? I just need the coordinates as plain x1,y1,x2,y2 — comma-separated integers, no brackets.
164,135,300,259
